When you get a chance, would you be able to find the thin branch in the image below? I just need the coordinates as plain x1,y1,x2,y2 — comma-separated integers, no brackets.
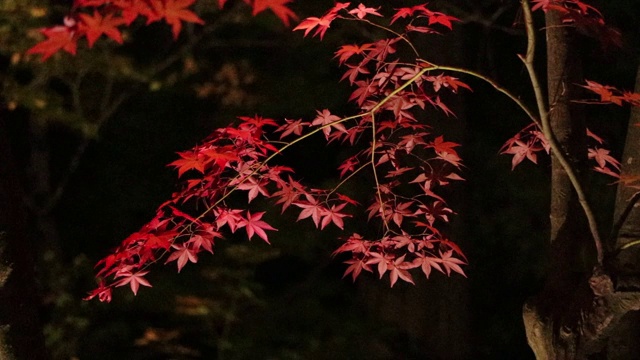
369,111,390,232
519,0,603,264
428,64,541,128
327,160,372,198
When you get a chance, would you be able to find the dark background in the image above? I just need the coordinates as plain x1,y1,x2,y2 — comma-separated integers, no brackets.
1,0,639,358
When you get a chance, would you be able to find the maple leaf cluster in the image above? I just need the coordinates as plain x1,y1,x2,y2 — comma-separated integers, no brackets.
26,0,204,61
33,0,640,300
580,80,640,108
291,3,471,287
84,2,474,300
26,0,298,61
499,123,549,170
500,76,640,178
499,123,622,177
85,113,367,300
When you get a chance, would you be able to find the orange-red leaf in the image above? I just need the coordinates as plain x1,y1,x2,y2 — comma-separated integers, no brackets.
79,11,125,47
169,151,206,177
149,0,205,39
26,26,77,61
113,0,156,24
252,0,298,27
294,14,334,39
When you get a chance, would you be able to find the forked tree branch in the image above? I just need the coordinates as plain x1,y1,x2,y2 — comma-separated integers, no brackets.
519,0,603,263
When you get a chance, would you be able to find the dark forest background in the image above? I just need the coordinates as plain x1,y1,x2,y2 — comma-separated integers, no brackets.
1,0,639,358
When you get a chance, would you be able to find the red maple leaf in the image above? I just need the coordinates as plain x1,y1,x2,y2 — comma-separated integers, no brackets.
165,244,198,272
113,0,156,25
293,13,335,39
427,74,472,93
398,133,428,154
531,0,553,12
580,80,622,105
252,0,298,27
368,38,399,61
586,128,604,144
148,0,205,39
348,4,382,19
588,147,620,171
276,118,308,139
26,26,77,61
427,12,459,30
114,270,152,295
440,239,468,262
439,250,467,277
386,255,415,287
341,63,370,85
429,96,456,117
429,136,460,155
390,201,413,227
622,92,640,107
412,252,444,279
187,234,216,254
338,156,359,178
334,43,373,65
501,140,540,169
237,211,277,243
342,258,372,282
390,4,433,25
311,109,346,139
273,176,304,212
214,208,244,232
236,176,270,202
349,80,378,106
319,203,351,230
78,11,125,47
392,234,417,253
169,151,206,177
418,201,453,225
336,193,359,206
333,233,369,256
146,234,172,250
84,282,113,302
294,194,326,228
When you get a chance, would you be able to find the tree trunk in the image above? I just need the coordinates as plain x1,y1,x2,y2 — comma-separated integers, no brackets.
0,116,49,360
605,64,640,359
523,10,640,359
523,8,590,358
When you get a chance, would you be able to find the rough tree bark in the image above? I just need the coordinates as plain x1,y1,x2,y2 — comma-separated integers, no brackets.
523,6,640,359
